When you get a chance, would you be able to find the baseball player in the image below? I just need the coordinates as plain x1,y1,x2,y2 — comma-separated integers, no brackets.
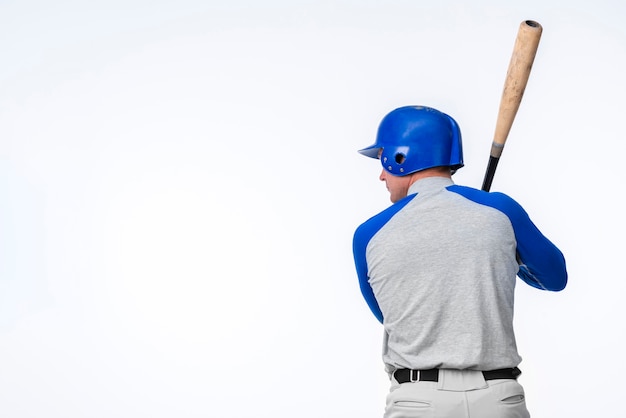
352,106,567,418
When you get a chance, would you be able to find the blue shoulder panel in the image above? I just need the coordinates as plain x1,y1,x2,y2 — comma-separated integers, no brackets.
353,194,417,323
447,185,567,291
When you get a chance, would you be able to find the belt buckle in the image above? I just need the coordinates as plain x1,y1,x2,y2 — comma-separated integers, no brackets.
409,370,419,383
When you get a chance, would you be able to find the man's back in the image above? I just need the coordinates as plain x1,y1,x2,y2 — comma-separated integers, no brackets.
354,176,566,374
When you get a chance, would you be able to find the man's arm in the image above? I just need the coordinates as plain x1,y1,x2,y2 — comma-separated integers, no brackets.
353,226,384,323
449,185,568,291
495,192,568,291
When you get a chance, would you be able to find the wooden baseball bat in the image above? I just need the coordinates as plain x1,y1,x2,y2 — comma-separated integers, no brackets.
481,20,543,192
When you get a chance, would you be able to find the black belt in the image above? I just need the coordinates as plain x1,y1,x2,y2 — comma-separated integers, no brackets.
394,367,521,384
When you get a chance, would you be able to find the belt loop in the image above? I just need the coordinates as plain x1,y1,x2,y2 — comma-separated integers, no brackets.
410,370,419,382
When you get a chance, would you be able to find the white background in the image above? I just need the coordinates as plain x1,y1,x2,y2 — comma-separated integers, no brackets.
1,1,624,417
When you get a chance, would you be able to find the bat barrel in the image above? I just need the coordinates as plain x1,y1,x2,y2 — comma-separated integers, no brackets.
482,20,543,191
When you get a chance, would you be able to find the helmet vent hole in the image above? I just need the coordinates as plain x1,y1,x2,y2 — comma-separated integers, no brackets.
395,153,406,164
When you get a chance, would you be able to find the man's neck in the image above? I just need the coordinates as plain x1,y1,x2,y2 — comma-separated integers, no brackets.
407,167,452,188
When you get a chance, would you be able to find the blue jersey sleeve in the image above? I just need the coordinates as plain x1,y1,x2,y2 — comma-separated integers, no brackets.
353,224,384,323
353,196,416,323
449,186,568,291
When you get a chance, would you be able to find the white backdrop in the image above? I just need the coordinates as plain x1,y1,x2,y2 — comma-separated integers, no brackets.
1,1,624,417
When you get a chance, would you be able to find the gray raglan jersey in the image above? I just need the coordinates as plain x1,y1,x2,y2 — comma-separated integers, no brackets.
353,177,567,373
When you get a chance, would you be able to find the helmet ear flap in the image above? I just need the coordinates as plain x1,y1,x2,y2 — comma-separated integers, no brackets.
380,145,410,175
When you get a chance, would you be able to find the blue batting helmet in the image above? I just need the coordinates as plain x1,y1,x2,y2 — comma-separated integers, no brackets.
359,106,464,175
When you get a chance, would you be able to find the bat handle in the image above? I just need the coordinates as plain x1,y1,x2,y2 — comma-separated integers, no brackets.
482,156,500,191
